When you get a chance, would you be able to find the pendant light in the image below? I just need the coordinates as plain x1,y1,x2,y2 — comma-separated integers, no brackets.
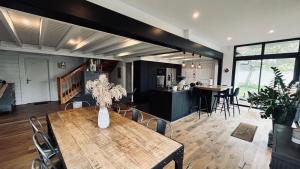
191,61,194,68
182,51,186,67
197,63,202,69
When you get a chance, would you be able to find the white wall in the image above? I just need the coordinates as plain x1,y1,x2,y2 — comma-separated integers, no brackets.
0,51,84,105
221,45,235,85
182,60,217,84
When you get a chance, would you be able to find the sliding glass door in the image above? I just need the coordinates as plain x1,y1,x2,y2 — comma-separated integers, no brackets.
234,60,261,105
232,39,300,106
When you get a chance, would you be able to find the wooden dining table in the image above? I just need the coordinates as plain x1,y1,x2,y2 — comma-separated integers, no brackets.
47,107,184,169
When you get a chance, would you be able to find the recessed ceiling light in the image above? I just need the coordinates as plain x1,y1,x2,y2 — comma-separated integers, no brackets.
22,19,30,25
227,37,232,41
192,12,200,19
117,52,131,57
68,39,77,45
268,29,275,34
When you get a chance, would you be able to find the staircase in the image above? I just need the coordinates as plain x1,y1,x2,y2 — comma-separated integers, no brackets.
57,59,119,104
57,63,86,104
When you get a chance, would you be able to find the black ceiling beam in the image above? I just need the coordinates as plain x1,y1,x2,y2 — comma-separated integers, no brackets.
0,0,223,59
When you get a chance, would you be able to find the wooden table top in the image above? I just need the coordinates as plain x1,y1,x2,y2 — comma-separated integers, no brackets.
194,85,232,92
48,107,183,169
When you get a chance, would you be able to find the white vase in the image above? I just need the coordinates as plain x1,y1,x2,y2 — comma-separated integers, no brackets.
98,107,110,128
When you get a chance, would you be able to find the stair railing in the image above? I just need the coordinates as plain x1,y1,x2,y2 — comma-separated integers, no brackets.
57,63,86,104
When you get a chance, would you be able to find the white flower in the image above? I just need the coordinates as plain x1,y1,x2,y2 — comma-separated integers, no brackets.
85,75,127,108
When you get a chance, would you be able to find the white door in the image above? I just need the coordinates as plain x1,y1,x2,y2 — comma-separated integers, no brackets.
23,58,50,103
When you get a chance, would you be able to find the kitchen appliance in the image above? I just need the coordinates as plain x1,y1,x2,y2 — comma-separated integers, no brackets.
156,68,177,88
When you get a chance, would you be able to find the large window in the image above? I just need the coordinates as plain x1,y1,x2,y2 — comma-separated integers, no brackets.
264,40,299,55
236,44,262,57
232,39,300,106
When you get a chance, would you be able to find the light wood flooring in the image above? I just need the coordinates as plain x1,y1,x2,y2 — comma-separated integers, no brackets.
0,103,272,169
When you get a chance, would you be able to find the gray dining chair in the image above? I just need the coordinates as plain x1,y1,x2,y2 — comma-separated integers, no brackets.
64,101,90,110
147,118,173,139
123,108,143,123
31,159,47,169
29,116,50,140
33,131,60,169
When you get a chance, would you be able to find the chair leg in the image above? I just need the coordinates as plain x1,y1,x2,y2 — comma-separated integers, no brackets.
232,98,235,117
225,97,230,117
212,97,217,114
198,97,202,119
204,97,210,116
236,96,241,114
223,101,227,120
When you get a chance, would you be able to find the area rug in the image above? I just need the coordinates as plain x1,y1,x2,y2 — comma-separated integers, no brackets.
231,122,257,142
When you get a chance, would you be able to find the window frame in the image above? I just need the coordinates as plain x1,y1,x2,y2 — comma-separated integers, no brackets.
231,37,300,107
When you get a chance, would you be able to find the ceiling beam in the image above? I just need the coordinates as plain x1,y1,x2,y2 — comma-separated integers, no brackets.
94,39,141,55
71,32,107,52
83,36,125,54
120,48,177,58
104,43,153,56
38,18,45,49
0,8,22,47
55,25,81,51
0,0,223,59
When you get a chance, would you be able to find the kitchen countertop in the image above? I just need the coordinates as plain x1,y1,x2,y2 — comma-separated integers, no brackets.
152,88,190,93
193,85,232,92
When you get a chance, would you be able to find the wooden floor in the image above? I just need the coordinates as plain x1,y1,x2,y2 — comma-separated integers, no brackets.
0,103,272,169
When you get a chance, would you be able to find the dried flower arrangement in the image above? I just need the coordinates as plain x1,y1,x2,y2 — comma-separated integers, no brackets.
86,74,127,108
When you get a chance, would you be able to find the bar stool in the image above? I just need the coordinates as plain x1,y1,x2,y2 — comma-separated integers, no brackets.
212,89,230,119
228,88,241,117
195,89,210,119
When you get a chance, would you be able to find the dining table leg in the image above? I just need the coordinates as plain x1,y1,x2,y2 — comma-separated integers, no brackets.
174,146,184,169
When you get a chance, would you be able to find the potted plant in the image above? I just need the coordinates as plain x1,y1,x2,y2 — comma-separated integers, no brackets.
248,67,300,145
86,74,127,128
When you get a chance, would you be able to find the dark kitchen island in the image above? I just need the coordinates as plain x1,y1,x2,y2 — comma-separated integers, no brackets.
149,89,193,121
149,85,232,122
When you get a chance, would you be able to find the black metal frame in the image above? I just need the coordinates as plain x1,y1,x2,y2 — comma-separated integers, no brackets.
47,113,184,169
231,37,300,106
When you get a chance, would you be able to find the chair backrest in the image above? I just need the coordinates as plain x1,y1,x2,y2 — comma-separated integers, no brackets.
123,108,143,122
233,88,240,96
29,116,47,136
33,131,57,168
65,101,90,110
32,159,47,169
147,118,173,138
219,88,230,95
112,103,121,113
131,109,143,122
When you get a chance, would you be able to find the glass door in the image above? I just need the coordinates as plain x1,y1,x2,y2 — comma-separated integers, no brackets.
234,60,261,106
260,58,296,89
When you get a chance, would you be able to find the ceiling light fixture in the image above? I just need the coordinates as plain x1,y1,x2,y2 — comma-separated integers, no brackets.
197,63,202,69
268,29,275,34
227,37,232,41
182,62,186,67
192,12,200,19
22,19,30,25
191,62,194,68
117,52,131,57
68,39,77,45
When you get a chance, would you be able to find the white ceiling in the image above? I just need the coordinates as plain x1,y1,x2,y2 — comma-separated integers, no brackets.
119,0,300,47
0,7,179,60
